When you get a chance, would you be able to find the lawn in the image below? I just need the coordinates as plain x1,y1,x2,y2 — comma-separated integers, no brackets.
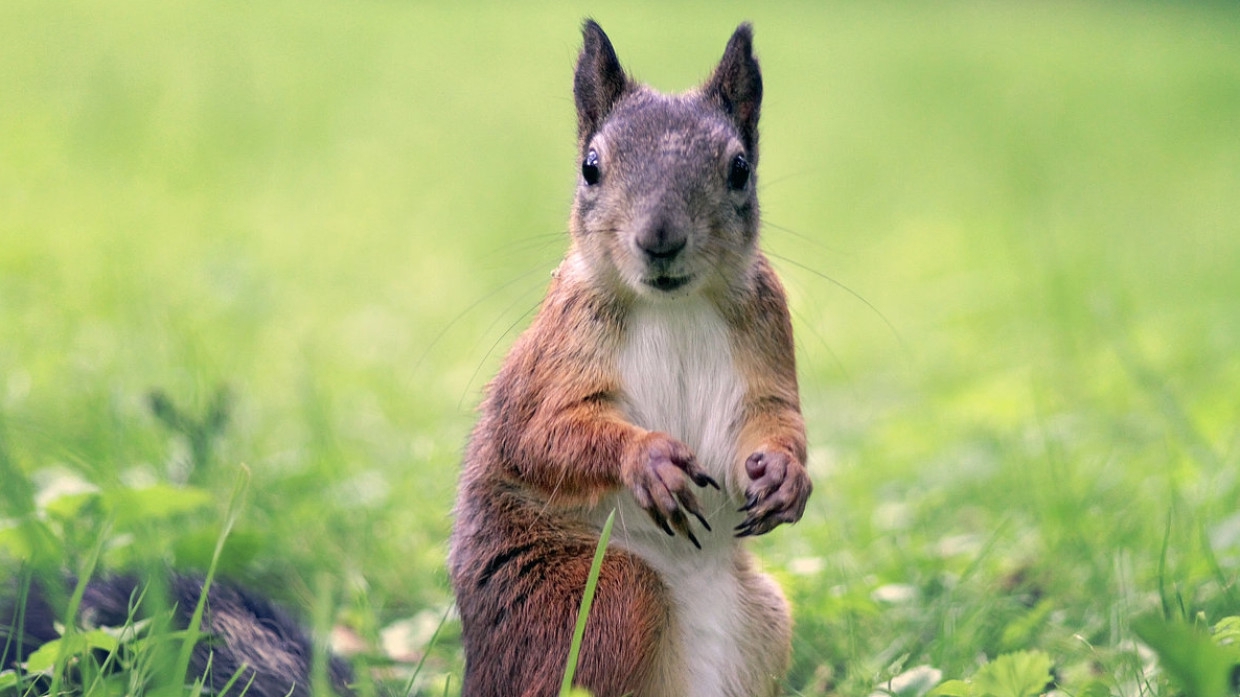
2,1,1239,695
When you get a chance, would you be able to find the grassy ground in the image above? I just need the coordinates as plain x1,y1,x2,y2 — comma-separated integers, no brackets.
2,1,1239,695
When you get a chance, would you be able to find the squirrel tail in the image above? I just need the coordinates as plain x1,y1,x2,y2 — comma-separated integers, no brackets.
1,574,353,697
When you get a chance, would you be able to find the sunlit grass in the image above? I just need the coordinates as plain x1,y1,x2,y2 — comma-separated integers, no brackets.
2,1,1239,695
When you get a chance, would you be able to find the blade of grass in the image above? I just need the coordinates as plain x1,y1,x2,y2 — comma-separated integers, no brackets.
399,604,453,697
0,413,35,519
312,572,334,697
1158,508,1173,620
173,468,250,685
559,508,615,697
81,582,150,696
2,568,33,683
46,515,112,697
1198,521,1239,608
215,655,258,697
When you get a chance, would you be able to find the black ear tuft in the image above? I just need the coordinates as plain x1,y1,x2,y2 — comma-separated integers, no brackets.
704,23,763,155
575,20,630,145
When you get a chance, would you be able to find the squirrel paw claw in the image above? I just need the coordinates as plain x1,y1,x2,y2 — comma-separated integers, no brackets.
625,432,715,548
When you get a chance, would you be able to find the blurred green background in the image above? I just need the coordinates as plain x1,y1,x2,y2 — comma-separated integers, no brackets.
2,1,1238,694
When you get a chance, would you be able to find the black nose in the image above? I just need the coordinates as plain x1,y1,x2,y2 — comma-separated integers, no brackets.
637,225,686,261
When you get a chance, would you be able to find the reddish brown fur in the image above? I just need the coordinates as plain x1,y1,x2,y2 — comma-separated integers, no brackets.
449,20,810,697
452,259,807,696
452,274,666,696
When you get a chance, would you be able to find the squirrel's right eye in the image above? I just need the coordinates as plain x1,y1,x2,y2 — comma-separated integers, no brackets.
582,150,601,186
727,154,751,191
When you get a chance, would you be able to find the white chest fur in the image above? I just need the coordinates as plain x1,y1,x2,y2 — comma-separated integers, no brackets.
617,297,744,489
609,297,755,697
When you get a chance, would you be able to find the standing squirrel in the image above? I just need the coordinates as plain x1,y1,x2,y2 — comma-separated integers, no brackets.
449,20,812,697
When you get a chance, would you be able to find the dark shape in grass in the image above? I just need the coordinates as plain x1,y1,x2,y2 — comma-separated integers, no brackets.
148,386,232,485
1,573,354,697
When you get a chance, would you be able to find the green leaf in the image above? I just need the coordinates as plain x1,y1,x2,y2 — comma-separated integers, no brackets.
80,628,121,654
0,518,61,563
0,670,19,689
1132,615,1240,697
97,674,129,697
999,599,1053,652
1076,680,1113,697
1213,616,1240,648
173,527,261,572
927,679,974,697
42,490,101,521
971,650,1053,697
104,484,213,526
21,624,121,676
24,638,65,674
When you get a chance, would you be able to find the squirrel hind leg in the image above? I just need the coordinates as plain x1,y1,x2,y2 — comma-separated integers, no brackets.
459,544,675,697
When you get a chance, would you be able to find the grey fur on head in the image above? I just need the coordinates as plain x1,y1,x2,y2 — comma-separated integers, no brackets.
574,19,632,146
704,23,763,157
573,21,763,157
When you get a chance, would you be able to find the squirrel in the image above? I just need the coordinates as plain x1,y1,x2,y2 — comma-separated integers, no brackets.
449,19,812,697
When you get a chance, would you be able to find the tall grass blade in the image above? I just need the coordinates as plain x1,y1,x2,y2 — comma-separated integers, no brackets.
559,508,615,697
312,572,334,697
173,468,250,688
1158,509,1173,620
1198,521,1239,608
46,516,111,697
400,604,453,697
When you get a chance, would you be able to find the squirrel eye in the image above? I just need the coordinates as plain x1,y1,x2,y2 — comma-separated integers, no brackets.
727,154,751,191
582,149,601,186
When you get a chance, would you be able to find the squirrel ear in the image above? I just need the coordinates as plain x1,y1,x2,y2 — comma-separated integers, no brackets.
704,23,763,154
575,20,630,144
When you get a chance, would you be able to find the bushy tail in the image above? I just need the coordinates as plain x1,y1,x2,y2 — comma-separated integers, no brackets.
1,574,353,697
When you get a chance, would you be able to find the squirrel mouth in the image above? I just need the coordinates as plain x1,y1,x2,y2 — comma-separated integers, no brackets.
645,275,691,292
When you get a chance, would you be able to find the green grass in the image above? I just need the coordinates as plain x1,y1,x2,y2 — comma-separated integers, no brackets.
2,1,1239,695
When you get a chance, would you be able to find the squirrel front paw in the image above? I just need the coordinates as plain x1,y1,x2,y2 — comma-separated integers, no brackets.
623,432,720,549
735,448,812,538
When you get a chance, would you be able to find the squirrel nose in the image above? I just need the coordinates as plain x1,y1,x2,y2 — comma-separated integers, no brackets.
637,225,687,261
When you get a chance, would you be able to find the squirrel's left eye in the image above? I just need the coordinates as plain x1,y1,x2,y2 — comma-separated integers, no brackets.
582,150,601,186
727,154,750,191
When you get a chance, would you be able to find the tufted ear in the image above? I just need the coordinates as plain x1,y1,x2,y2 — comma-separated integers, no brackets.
574,20,631,145
703,23,763,155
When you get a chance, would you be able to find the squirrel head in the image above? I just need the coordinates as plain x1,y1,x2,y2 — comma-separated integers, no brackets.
569,21,764,303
